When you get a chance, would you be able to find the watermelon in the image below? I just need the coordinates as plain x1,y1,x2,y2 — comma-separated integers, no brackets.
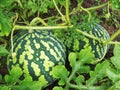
7,30,66,86
70,24,110,60
60,23,110,60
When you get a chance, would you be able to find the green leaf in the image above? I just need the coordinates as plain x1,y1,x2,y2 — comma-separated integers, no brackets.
19,78,42,90
0,45,9,56
108,80,120,90
106,68,120,83
73,39,79,51
51,65,69,85
0,0,22,9
58,0,66,6
78,66,91,73
19,75,33,85
51,65,69,79
38,75,48,87
75,75,84,85
86,60,110,86
38,0,54,13
0,11,11,36
110,0,120,10
111,56,120,71
78,46,95,65
5,66,22,84
111,44,120,70
113,44,120,57
68,52,77,68
10,66,22,78
0,0,14,7
53,86,64,90
58,79,65,86
0,86,9,90
39,3,48,13
27,1,38,13
28,81,42,90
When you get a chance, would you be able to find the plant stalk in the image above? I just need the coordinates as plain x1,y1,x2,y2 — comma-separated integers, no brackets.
87,1,109,10
11,27,15,57
66,0,71,25
80,6,91,22
106,29,120,44
13,25,120,45
53,0,66,22
30,17,48,26
76,29,102,42
14,25,73,30
65,62,80,89
70,1,109,15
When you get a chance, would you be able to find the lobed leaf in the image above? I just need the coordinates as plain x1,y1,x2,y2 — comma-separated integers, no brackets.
86,60,110,86
106,68,120,83
75,75,84,85
51,65,69,86
113,44,120,57
51,65,69,79
18,80,42,90
111,44,120,71
5,66,22,84
73,39,80,51
68,52,77,68
78,65,91,73
78,46,95,65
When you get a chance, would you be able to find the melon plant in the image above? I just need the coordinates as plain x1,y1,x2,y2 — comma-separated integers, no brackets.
7,30,66,87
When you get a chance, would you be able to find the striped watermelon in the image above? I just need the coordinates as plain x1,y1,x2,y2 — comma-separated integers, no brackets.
80,24,110,60
62,23,110,60
7,30,66,87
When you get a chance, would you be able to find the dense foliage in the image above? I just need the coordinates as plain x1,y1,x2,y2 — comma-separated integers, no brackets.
0,0,120,90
